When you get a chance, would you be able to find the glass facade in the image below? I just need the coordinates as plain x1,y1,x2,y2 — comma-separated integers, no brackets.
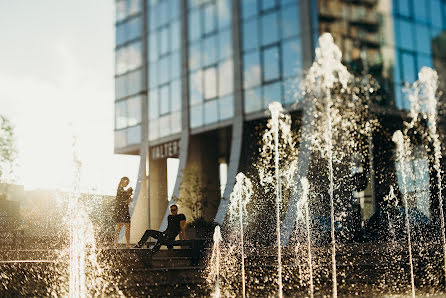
241,0,302,114
147,0,182,141
392,0,446,109
187,0,234,129
114,0,144,149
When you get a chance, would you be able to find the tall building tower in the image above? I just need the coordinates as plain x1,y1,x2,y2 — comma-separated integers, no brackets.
114,0,446,242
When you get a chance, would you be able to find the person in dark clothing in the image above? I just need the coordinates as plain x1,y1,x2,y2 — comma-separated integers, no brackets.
114,177,133,248
134,204,186,252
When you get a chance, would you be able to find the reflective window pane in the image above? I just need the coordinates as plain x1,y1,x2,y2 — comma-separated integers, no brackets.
430,0,443,28
401,52,416,83
204,67,218,100
127,125,141,145
243,19,259,52
190,70,203,105
189,43,201,71
396,19,415,51
171,51,181,79
243,51,261,89
282,38,302,78
116,0,126,22
413,0,428,23
128,17,142,41
417,54,433,70
281,4,300,39
219,29,232,60
415,25,431,55
283,77,299,104
218,59,233,96
159,115,171,137
159,26,169,56
263,81,282,106
263,46,280,82
261,0,276,11
128,0,142,16
397,0,411,17
127,41,142,71
219,94,234,120
115,100,128,129
127,69,143,96
171,79,182,112
244,87,262,114
168,0,181,20
115,48,127,75
171,20,181,51
242,0,258,20
127,96,142,126
115,75,127,99
158,56,170,84
149,33,158,62
217,0,231,29
190,104,204,128
149,62,158,88
148,89,159,120
115,129,127,148
189,9,201,42
149,119,160,141
171,111,182,133
116,24,126,46
203,35,218,66
158,0,169,27
261,11,279,46
159,84,170,115
203,3,217,35
204,99,218,124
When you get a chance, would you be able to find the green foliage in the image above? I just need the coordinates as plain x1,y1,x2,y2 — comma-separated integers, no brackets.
0,115,17,184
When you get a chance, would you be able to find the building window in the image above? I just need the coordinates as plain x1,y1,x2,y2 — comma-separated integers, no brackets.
204,66,218,100
262,45,280,82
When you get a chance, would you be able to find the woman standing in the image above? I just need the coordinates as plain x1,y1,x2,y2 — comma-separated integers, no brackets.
114,176,132,248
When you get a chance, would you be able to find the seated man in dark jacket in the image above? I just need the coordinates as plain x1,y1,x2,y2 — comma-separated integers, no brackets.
134,204,186,252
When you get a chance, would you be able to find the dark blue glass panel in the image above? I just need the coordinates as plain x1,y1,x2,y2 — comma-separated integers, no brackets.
261,0,276,11
243,51,261,88
242,19,259,52
413,0,428,23
128,17,142,41
417,54,433,70
401,52,416,82
263,81,282,106
281,4,300,39
242,0,258,20
396,19,415,51
262,46,280,82
397,0,411,17
261,10,279,46
280,0,295,5
415,24,431,55
430,0,443,28
282,38,302,78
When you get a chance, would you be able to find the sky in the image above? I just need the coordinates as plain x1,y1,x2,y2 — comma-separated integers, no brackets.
0,0,141,195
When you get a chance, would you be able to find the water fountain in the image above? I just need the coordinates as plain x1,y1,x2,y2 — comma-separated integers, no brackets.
209,226,222,298
228,173,253,298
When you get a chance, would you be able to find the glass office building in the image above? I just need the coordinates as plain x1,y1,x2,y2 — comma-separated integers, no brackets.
114,0,446,238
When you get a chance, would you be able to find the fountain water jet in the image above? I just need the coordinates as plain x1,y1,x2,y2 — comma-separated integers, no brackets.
408,67,446,286
210,226,222,298
392,130,416,298
228,173,253,298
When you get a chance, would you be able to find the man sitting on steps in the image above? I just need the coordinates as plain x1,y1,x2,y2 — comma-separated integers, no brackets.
133,204,186,253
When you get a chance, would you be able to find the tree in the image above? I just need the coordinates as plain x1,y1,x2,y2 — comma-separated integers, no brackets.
0,115,17,184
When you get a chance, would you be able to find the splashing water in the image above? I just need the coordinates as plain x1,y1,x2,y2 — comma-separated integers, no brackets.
392,130,416,298
210,226,222,298
407,67,446,285
383,186,398,243
269,101,286,298
228,173,253,298
296,177,313,298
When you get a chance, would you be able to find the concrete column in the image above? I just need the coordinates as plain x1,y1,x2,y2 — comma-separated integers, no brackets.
149,158,169,229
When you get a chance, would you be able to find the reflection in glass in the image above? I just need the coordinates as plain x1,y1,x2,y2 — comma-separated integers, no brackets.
149,33,158,62
127,125,141,145
263,81,282,106
401,52,416,82
127,69,143,97
149,62,158,88
203,35,218,67
127,96,142,126
115,129,127,148
171,111,181,133
218,59,233,96
171,51,181,79
219,29,232,60
158,56,170,85
204,67,218,100
263,46,280,82
219,94,234,120
261,0,276,12
171,20,181,51
160,84,170,115
242,0,258,20
281,3,299,39
243,19,259,52
261,11,279,46
190,104,204,128
415,24,431,55
149,119,160,141
244,87,262,113
189,9,201,42
149,89,159,120
190,70,203,105
170,79,182,112
115,101,128,129
218,0,231,29
189,43,201,71
203,3,217,35
204,100,218,125
243,51,261,88
282,38,302,78
396,19,415,51
159,26,169,56
160,115,171,137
